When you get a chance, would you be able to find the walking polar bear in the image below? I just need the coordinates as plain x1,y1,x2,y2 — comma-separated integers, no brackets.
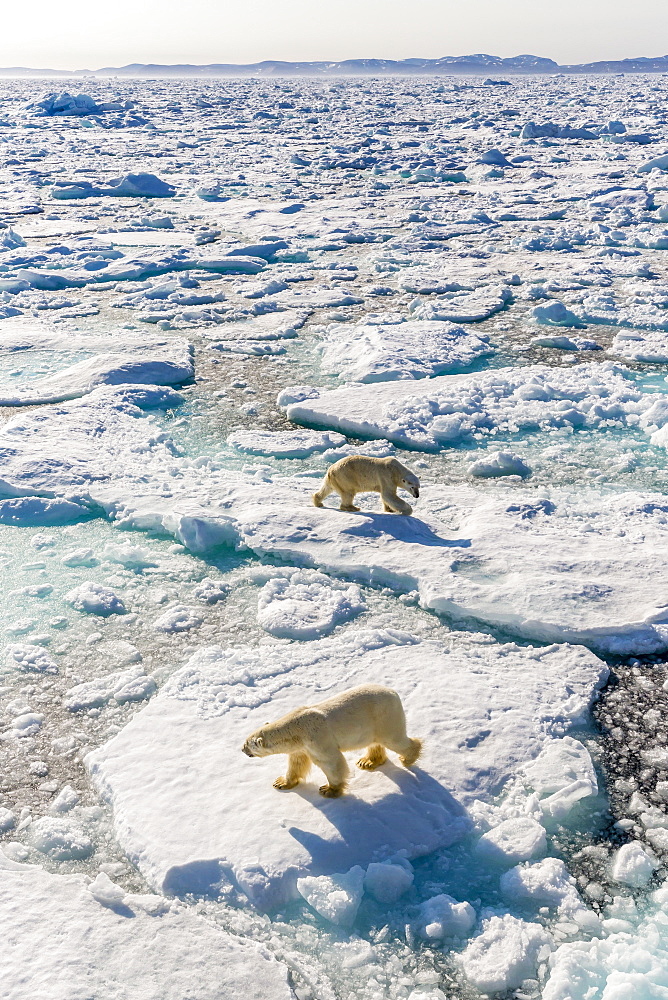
312,455,420,515
242,684,422,797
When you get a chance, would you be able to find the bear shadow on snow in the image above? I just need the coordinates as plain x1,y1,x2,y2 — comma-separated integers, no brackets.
339,511,471,549
286,763,471,871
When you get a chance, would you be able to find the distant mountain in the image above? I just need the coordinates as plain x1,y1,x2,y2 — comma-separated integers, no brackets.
2,54,668,78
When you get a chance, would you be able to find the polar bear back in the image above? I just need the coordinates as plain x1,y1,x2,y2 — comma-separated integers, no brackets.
306,684,407,752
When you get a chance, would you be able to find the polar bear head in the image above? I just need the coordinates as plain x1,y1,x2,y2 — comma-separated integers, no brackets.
242,728,272,757
391,460,420,498
242,717,303,758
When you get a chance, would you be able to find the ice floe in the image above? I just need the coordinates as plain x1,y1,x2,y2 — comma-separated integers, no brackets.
86,628,605,908
0,851,292,1000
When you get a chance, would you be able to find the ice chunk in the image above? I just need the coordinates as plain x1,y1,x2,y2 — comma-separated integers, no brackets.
6,644,58,674
0,851,292,1000
65,665,156,711
609,841,657,887
297,866,365,926
65,582,126,617
153,605,203,632
468,450,532,479
364,859,414,904
49,786,80,814
3,712,43,738
193,578,229,605
417,893,476,940
257,570,366,639
637,153,668,173
0,808,16,832
102,543,158,568
0,497,90,526
0,351,192,406
530,335,602,351
474,817,547,864
500,857,582,913
532,301,584,327
87,871,126,907
460,914,551,993
29,817,94,860
228,429,346,459
523,738,598,821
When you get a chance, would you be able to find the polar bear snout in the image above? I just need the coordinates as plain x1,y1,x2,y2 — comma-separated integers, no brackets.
408,485,419,498
242,734,266,757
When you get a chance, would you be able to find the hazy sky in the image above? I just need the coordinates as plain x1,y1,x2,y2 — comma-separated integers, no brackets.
2,0,667,69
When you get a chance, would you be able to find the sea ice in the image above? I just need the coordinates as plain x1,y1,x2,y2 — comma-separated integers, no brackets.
417,893,476,941
609,841,658,887
0,851,292,1000
459,914,551,993
228,429,346,458
65,582,126,617
257,570,366,639
296,866,366,927
86,629,605,908
318,320,493,382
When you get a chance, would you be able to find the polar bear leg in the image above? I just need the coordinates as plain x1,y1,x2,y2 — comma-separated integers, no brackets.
312,479,334,508
338,489,360,513
380,488,412,516
311,748,349,797
357,743,388,770
385,736,422,768
273,751,311,791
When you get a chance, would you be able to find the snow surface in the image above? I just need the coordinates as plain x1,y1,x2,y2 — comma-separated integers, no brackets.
0,851,292,1000
87,628,605,908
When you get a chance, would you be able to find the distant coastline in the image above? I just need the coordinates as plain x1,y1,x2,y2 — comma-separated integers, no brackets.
2,53,668,78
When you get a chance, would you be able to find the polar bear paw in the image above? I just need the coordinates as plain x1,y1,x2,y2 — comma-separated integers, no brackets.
273,776,299,790
319,783,345,798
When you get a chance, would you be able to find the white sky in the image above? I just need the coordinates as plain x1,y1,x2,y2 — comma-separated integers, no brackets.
2,0,667,70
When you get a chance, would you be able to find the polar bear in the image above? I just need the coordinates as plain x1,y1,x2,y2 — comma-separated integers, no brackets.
242,683,422,798
312,455,420,515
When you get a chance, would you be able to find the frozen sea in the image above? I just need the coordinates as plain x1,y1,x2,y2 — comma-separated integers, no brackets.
1,72,668,999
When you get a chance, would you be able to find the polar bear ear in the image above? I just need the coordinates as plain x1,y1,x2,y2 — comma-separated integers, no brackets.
256,736,264,747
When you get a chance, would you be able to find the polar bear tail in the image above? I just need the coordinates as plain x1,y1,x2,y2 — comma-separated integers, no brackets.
399,738,422,768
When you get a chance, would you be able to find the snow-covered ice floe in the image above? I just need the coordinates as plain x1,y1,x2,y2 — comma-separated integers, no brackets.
0,851,292,1000
282,361,668,452
0,383,667,654
317,320,493,382
87,628,606,909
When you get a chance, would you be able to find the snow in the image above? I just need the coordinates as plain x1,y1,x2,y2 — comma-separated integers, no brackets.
297,866,366,927
257,569,366,639
318,320,493,382
0,852,292,1000
65,582,126,616
86,628,605,908
459,914,551,993
474,817,547,864
609,841,658,887
417,893,476,941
